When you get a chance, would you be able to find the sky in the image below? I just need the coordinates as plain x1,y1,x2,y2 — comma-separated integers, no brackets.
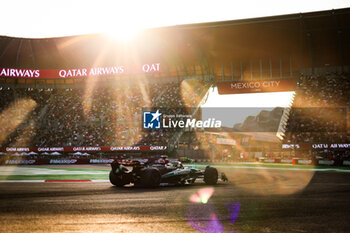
1,0,350,38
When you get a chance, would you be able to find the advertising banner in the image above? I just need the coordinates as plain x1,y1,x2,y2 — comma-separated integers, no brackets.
297,159,313,165
1,159,104,165
280,159,293,163
217,78,296,94
282,143,350,150
0,63,160,79
318,160,335,165
1,146,167,152
343,161,350,166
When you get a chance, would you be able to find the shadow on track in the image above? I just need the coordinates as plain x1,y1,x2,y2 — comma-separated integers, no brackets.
108,181,229,193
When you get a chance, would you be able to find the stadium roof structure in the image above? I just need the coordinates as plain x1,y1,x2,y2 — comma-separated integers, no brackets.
0,8,349,78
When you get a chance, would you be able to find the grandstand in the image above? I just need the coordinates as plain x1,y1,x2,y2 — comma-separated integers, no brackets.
0,8,350,165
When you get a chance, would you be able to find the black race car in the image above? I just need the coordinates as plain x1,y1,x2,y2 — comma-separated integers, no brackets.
109,159,228,188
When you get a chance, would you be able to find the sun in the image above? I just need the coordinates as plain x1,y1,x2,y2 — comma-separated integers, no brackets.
105,25,142,42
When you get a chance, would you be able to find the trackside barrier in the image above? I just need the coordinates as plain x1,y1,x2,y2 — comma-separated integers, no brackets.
343,161,350,166
297,159,313,165
2,158,350,166
258,157,332,166
196,159,210,163
263,159,276,163
281,159,293,164
318,160,335,165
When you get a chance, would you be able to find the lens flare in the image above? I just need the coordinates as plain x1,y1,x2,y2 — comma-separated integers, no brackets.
105,25,141,42
190,187,215,204
226,203,240,223
187,188,241,233
217,166,314,196
0,98,37,145
9,119,37,147
189,212,225,233
181,78,209,108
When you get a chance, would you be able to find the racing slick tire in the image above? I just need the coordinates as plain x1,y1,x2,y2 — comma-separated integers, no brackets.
204,166,218,185
109,170,126,187
139,168,161,188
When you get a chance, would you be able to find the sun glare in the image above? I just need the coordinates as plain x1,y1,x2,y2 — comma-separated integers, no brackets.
0,98,37,145
105,26,142,42
0,1,349,38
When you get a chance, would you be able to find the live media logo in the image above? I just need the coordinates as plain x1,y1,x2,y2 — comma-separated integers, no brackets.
143,110,162,129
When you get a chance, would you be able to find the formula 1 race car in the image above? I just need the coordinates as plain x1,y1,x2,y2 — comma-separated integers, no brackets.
109,159,228,188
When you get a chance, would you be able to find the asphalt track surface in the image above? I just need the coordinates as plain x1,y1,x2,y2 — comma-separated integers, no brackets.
0,166,350,233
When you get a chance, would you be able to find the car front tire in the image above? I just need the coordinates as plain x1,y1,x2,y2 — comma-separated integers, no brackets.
204,166,218,185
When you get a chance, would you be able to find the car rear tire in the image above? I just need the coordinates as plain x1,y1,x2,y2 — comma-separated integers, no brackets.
109,170,126,187
204,166,218,185
139,168,161,188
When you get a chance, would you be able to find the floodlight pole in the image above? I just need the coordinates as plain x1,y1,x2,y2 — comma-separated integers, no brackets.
222,64,225,81
259,59,263,80
230,62,234,81
280,59,283,78
250,61,253,80
240,61,243,80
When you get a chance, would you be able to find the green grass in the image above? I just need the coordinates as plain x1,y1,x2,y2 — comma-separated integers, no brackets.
0,174,109,180
30,166,110,172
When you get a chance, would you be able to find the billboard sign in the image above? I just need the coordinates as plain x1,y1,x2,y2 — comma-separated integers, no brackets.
217,78,296,94
0,63,160,79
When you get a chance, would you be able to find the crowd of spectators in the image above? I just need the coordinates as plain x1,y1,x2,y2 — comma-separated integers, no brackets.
284,73,350,144
0,79,209,149
2,73,350,162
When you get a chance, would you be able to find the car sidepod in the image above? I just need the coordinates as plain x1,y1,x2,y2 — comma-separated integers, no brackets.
161,168,197,185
